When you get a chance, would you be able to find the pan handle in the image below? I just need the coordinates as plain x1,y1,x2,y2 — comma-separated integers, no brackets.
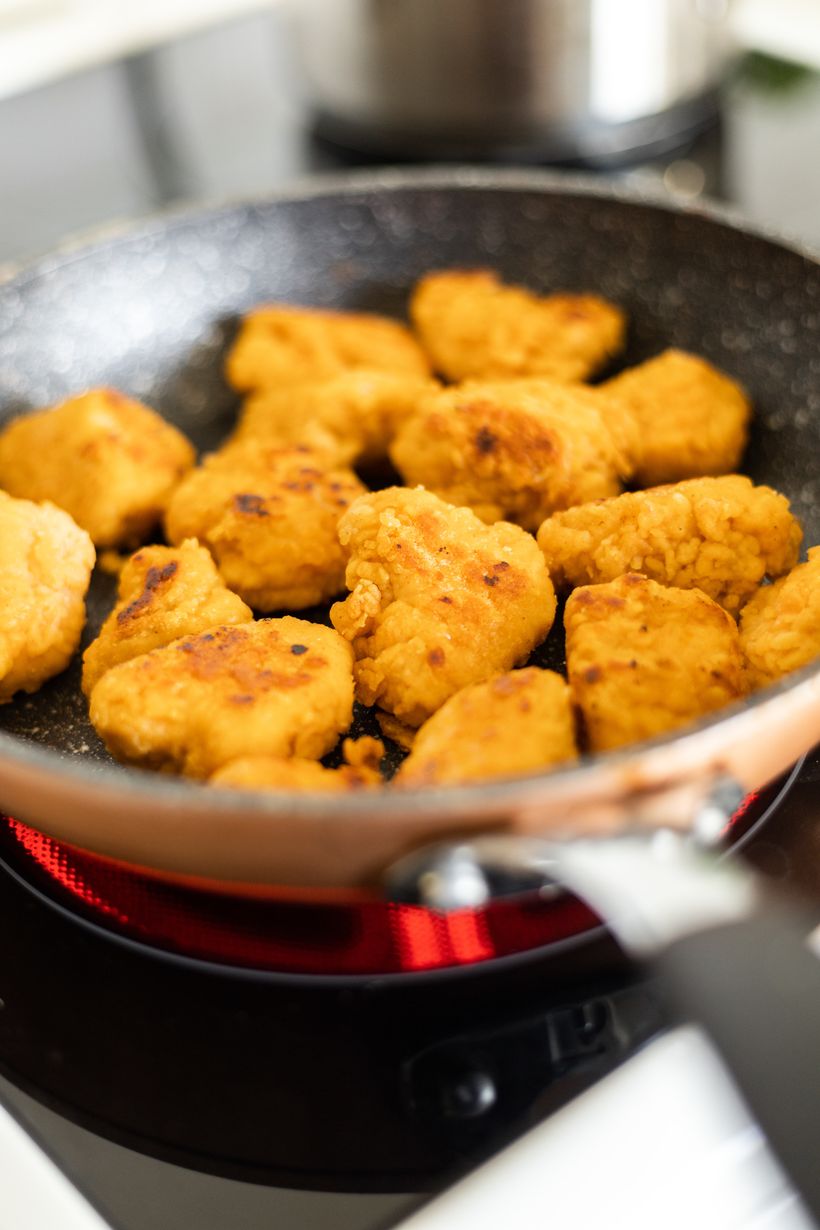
386,829,820,1222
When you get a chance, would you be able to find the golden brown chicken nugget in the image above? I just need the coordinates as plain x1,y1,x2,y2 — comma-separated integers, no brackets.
226,305,431,394
601,349,751,486
88,618,355,777
330,487,556,727
234,370,438,468
210,737,385,793
410,270,625,383
565,574,748,752
81,539,253,695
390,378,639,530
0,492,94,702
396,668,577,787
739,547,820,688
0,389,195,548
165,444,366,611
537,475,802,614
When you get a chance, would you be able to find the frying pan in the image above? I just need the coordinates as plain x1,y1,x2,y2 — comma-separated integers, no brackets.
0,167,818,890
3,168,820,1213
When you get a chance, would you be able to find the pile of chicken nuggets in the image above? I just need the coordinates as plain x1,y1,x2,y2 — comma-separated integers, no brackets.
0,267,817,795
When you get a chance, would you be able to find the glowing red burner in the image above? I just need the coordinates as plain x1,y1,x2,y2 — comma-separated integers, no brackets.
0,788,769,977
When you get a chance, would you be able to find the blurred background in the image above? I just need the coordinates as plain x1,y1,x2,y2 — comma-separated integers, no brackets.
1,0,820,272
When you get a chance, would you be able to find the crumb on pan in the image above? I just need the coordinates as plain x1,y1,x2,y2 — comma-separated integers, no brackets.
376,710,417,752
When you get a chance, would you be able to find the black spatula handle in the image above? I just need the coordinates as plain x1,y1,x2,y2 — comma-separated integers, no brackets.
659,909,820,1224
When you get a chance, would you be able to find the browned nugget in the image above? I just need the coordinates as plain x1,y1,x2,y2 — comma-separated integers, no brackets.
537,475,802,614
210,737,385,793
396,668,577,786
0,389,195,547
410,269,625,383
81,539,253,695
565,574,748,752
88,618,355,778
739,547,820,687
234,370,438,467
165,443,366,611
0,492,94,702
601,349,751,485
330,487,556,727
226,304,431,394
390,378,639,529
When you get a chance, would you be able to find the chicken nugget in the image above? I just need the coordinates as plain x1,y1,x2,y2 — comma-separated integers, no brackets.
537,475,802,614
396,668,577,787
739,547,820,688
601,349,751,485
565,574,748,752
390,378,639,530
226,304,431,394
88,618,354,777
410,270,625,383
0,492,94,702
211,737,385,793
81,539,253,695
330,487,556,727
165,443,366,611
234,370,438,468
0,389,195,547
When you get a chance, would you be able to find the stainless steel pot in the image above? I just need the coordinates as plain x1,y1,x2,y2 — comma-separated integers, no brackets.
291,0,736,161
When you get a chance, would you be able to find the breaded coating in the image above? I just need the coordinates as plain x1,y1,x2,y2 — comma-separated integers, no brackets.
0,492,94,703
81,539,253,695
565,574,748,752
226,304,431,394
210,737,385,793
601,349,751,485
537,475,802,614
410,270,625,383
739,547,820,687
234,370,438,468
396,668,577,787
330,487,556,727
165,443,366,611
390,378,639,530
88,617,354,777
0,389,195,547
